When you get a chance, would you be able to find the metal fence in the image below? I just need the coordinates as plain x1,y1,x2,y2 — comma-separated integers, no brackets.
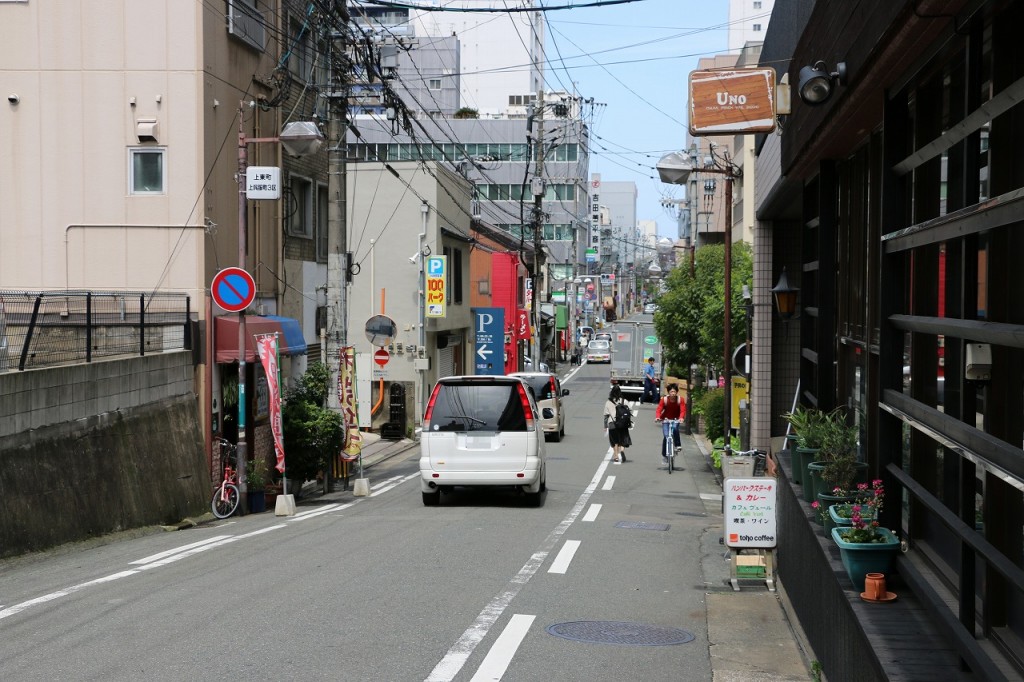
0,290,192,372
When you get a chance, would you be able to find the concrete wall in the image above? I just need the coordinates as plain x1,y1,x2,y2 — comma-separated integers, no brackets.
0,352,208,559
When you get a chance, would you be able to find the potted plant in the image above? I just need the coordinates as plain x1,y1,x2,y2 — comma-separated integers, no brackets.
246,455,269,513
282,362,345,497
827,479,883,530
831,482,899,592
807,408,865,502
782,406,828,494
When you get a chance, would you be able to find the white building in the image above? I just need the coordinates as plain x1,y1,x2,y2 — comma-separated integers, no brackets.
728,0,775,53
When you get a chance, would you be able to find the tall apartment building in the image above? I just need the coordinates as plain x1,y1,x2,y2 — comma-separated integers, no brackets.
728,0,775,53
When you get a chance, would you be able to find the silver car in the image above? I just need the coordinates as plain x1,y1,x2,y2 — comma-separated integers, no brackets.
509,372,569,442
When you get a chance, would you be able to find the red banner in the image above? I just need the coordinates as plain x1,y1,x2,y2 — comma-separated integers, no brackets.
256,334,286,473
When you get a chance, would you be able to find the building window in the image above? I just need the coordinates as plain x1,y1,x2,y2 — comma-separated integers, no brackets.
753,23,762,31
429,78,442,90
289,176,313,238
316,183,329,262
443,246,464,304
129,148,165,194
289,15,312,79
227,0,265,52
753,1,762,8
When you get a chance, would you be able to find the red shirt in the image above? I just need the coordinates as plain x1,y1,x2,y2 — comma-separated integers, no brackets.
656,396,684,420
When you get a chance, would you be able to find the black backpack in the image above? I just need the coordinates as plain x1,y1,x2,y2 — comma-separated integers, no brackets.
613,401,632,429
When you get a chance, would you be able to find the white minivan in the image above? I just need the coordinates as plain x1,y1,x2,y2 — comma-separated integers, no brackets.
419,375,546,506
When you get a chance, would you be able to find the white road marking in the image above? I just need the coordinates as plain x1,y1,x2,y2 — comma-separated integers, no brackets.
372,472,420,496
602,476,615,490
425,459,610,682
469,614,536,682
700,493,723,502
582,504,602,522
371,475,403,490
293,503,356,522
130,536,233,565
548,540,581,574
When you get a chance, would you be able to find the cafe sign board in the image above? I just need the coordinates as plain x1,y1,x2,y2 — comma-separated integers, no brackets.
689,68,776,136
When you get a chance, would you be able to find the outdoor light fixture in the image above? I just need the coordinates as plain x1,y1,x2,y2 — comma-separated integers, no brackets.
771,267,799,319
656,151,694,185
797,61,847,105
279,120,325,157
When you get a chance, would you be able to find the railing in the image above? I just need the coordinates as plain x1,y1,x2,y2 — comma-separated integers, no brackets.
0,290,191,372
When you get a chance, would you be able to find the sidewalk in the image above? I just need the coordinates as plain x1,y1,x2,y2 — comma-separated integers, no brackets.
685,428,816,681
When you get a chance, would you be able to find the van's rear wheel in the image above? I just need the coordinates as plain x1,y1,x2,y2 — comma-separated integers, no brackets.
422,490,440,506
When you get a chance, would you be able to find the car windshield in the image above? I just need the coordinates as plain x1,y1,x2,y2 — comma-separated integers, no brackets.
588,340,609,350
430,382,528,432
516,375,555,400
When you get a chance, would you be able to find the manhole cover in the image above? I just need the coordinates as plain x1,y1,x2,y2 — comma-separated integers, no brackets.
546,621,695,646
615,521,670,531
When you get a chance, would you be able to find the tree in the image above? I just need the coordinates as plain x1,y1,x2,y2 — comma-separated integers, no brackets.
654,241,752,377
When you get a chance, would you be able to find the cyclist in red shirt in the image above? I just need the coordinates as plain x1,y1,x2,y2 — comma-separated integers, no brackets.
655,384,685,459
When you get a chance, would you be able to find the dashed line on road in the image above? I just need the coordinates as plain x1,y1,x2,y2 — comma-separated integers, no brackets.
548,540,581,574
468,614,535,682
425,458,611,682
602,476,615,490
582,503,602,522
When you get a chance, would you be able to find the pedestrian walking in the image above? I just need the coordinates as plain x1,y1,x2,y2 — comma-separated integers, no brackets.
641,357,659,403
603,385,632,463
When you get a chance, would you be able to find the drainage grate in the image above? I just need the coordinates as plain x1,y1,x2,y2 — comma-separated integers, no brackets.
546,621,695,646
615,521,670,531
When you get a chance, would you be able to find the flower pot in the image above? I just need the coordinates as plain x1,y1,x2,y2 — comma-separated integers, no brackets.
828,503,877,528
793,446,819,488
247,490,267,514
831,527,900,592
805,461,826,503
817,492,856,530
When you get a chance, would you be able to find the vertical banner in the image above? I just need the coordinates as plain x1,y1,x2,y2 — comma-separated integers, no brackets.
338,346,362,460
255,334,285,473
425,255,447,318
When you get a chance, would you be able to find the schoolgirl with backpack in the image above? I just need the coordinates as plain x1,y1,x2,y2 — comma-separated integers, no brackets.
603,384,632,463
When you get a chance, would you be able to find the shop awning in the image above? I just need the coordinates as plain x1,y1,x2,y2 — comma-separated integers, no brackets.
214,315,307,363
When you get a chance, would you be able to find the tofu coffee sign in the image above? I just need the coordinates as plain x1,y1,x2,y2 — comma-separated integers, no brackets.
688,68,777,136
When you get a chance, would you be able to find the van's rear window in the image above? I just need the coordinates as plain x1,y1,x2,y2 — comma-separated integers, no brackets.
520,376,554,401
431,383,527,431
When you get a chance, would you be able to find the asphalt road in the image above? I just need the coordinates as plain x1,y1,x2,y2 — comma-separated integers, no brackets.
0,340,807,681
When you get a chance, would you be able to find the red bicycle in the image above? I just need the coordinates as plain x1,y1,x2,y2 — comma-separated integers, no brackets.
211,438,240,519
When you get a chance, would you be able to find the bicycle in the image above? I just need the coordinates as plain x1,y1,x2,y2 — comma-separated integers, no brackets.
723,446,769,476
211,437,240,519
658,418,681,474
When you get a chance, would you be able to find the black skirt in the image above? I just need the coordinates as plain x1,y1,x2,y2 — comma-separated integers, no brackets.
608,427,631,448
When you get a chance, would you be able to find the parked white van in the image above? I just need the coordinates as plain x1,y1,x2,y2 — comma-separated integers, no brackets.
419,375,546,506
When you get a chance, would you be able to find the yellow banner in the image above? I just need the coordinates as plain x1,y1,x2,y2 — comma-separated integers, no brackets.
425,255,447,318
731,376,749,429
339,346,362,459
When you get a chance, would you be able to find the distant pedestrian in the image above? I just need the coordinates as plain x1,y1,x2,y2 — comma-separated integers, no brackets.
603,385,632,463
641,357,658,403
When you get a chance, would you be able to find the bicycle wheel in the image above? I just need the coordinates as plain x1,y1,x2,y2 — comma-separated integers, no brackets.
211,483,240,518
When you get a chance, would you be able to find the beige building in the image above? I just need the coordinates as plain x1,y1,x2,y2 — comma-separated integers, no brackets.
0,0,337,460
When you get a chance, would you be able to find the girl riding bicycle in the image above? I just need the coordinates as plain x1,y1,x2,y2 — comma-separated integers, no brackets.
654,384,685,462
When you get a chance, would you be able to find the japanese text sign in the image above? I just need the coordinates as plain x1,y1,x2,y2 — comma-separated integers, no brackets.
724,477,778,548
425,255,447,318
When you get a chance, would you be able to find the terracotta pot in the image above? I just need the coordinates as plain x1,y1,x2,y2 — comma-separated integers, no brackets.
864,573,887,600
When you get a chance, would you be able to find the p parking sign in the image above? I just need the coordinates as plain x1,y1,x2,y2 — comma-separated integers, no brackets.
425,256,447,318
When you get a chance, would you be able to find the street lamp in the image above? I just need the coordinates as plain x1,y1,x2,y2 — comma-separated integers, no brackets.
657,150,740,445
234,103,323,513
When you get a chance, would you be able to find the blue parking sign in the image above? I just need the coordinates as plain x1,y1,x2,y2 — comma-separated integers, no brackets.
473,307,504,375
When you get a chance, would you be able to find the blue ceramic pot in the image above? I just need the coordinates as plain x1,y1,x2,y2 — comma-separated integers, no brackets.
831,527,900,592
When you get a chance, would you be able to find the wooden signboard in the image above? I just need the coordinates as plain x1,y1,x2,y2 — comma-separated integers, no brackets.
689,68,777,136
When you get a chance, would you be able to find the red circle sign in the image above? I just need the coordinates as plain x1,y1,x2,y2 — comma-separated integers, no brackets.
211,267,256,313
373,348,390,367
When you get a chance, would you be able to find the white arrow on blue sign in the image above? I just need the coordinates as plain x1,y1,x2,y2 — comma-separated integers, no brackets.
473,307,504,376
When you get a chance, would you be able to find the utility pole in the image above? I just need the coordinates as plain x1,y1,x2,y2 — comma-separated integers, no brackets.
531,88,545,365
326,3,350,421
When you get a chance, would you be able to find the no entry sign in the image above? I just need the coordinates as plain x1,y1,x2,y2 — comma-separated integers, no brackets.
373,348,390,367
211,267,256,313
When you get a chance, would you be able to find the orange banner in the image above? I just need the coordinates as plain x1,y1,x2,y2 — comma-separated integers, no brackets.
255,334,285,473
339,346,362,460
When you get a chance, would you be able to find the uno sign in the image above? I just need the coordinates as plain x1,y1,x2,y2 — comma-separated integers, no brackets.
689,68,776,136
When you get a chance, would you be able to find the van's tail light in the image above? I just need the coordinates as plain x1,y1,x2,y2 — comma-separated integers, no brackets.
549,376,557,399
423,383,441,428
516,382,535,430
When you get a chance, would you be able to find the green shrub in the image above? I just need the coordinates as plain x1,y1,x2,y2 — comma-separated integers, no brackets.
695,388,725,440
281,363,345,482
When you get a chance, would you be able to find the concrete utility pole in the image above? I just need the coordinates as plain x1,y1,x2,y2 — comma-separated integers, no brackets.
326,4,350,422
531,88,545,365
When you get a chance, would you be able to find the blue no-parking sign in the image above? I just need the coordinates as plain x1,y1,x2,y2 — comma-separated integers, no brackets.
211,267,256,313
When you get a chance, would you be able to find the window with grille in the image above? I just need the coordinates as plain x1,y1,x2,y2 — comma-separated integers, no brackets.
289,176,313,238
227,0,265,51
